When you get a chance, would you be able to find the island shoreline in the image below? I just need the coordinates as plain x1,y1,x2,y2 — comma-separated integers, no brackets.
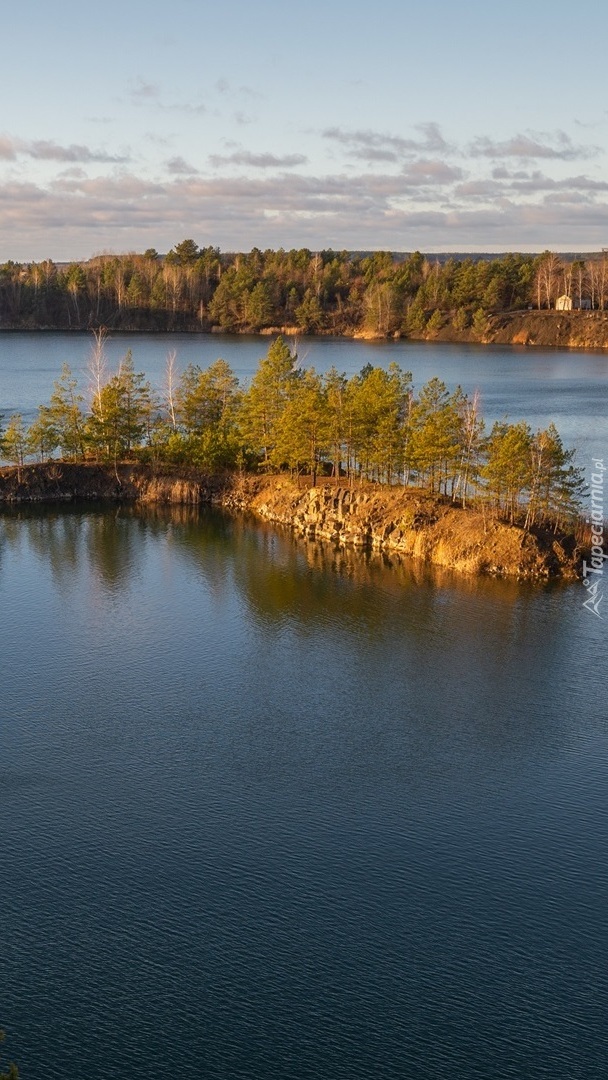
0,463,584,582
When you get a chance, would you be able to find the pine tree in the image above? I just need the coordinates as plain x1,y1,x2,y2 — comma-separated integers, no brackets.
525,423,584,529
295,290,324,333
1,414,27,472
26,406,59,462
47,363,86,460
323,366,347,479
86,351,151,461
241,337,300,465
408,378,462,494
272,368,329,481
176,359,239,436
481,421,533,522
346,363,411,482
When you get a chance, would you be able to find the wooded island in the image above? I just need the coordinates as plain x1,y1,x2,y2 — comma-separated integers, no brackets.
0,334,584,543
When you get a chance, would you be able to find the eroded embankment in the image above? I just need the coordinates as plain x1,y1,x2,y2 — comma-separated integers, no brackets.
482,310,608,349
223,475,579,580
351,309,608,348
401,309,608,349
0,463,580,580
0,462,222,505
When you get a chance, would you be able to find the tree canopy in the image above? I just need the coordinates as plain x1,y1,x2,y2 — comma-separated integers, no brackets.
0,334,584,532
2,244,606,336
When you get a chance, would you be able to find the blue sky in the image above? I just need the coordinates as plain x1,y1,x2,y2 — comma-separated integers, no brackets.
2,0,608,258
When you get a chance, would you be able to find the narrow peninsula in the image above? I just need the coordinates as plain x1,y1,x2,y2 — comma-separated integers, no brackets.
0,335,588,582
0,464,584,581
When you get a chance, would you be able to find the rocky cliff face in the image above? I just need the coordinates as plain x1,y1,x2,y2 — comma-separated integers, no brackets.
0,462,223,504
223,477,579,580
403,309,608,349
482,310,608,349
0,464,581,580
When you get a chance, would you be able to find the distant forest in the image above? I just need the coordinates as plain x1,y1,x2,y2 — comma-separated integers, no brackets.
2,242,608,336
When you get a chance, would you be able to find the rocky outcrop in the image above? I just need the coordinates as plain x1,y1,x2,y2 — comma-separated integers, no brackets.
0,462,223,505
0,464,581,580
378,309,608,348
236,478,579,580
481,310,608,349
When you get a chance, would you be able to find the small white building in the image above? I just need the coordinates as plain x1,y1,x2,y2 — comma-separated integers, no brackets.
555,295,593,310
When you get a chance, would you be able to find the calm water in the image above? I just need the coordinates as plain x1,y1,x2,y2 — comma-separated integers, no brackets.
1,330,608,461
1,503,607,1080
1,334,608,1078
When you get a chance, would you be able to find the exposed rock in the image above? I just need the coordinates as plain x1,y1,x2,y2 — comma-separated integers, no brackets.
402,309,608,348
0,462,222,505
483,310,608,349
233,477,581,580
0,464,582,580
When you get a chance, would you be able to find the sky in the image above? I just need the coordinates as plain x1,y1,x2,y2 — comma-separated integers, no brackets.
2,0,608,259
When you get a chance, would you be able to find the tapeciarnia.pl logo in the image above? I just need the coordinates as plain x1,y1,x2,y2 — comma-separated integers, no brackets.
582,458,605,618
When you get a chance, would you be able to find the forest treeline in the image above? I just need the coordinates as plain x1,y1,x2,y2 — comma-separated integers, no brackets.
0,334,584,530
2,241,608,336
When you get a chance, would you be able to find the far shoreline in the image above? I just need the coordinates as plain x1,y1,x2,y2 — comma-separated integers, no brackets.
3,311,608,351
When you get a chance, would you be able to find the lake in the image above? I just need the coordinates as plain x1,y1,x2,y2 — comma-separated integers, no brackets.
1,335,607,1079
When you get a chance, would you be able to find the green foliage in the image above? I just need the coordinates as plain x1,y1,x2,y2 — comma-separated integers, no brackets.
86,350,152,461
408,378,463,493
295,290,324,332
323,366,348,477
5,330,582,534
176,359,239,436
472,307,488,337
0,245,571,333
47,363,86,459
404,300,426,335
1,414,27,468
452,307,470,332
481,421,533,521
272,368,329,478
241,336,300,464
160,429,242,471
525,422,585,527
246,281,275,330
0,1029,19,1080
166,238,200,265
425,309,443,334
26,406,59,462
346,363,412,481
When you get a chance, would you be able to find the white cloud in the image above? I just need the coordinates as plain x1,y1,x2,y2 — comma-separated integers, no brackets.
129,77,161,100
2,117,608,257
0,135,129,163
469,130,598,161
165,156,199,175
4,164,608,258
402,160,464,185
209,151,308,169
323,123,452,162
128,78,206,115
